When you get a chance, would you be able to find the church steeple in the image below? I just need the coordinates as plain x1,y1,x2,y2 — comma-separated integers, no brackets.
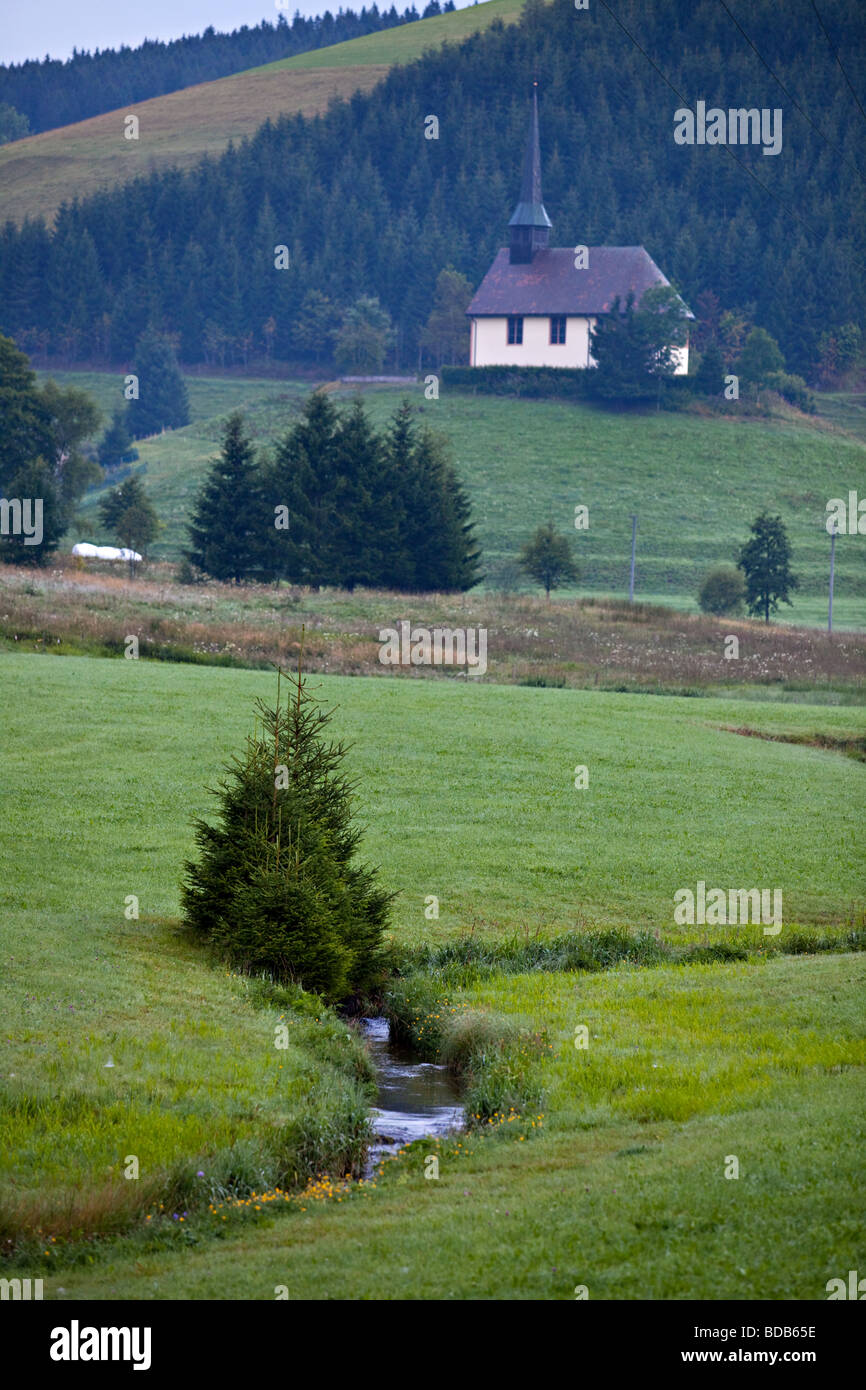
508,84,552,264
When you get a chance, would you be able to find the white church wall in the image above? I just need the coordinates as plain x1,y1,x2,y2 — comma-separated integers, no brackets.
471,315,592,368
471,315,689,374
671,342,689,375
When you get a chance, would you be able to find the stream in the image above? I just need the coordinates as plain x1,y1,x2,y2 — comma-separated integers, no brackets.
360,1017,463,1174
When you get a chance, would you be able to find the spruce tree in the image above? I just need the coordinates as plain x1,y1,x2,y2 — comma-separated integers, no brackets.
329,395,385,591
126,328,190,438
98,408,137,469
264,390,342,587
181,659,391,1001
186,411,269,582
402,421,481,591
737,512,799,623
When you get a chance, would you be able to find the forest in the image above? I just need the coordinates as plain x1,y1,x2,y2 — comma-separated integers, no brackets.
0,4,454,136
0,0,863,378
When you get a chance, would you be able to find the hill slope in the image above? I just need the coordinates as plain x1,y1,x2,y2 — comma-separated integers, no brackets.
0,0,525,226
2,0,863,380
45,372,866,628
0,7,429,136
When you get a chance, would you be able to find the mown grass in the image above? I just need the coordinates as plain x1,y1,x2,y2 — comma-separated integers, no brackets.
1,654,863,945
34,954,866,1300
43,371,866,629
1,651,863,1294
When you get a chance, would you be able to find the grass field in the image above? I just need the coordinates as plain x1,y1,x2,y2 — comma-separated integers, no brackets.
53,961,866,1300
0,652,863,1295
3,654,863,941
45,371,866,629
0,0,525,226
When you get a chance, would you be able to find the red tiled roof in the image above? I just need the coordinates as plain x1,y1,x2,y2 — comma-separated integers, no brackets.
466,246,691,317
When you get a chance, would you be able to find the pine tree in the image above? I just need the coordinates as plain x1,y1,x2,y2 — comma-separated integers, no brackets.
98,408,137,469
588,295,656,401
126,328,190,438
402,420,481,591
737,512,799,623
589,289,688,401
264,390,343,587
329,395,385,590
181,658,391,1001
377,399,417,590
186,412,269,582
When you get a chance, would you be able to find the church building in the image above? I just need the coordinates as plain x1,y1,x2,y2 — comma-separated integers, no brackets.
466,89,691,372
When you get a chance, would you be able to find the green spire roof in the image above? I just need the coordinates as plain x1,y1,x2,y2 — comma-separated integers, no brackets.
508,85,552,230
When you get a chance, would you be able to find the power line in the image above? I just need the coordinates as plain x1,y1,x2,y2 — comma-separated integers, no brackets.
594,0,824,244
716,0,866,185
809,0,866,125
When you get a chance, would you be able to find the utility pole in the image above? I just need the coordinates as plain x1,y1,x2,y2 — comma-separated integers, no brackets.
629,515,637,603
828,525,837,633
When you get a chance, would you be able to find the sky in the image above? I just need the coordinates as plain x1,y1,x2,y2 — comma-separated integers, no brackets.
1,0,475,66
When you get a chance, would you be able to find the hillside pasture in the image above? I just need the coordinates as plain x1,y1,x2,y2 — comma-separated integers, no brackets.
47,372,866,630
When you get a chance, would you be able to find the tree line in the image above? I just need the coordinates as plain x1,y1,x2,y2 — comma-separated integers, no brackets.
0,0,862,381
187,392,481,590
0,5,455,138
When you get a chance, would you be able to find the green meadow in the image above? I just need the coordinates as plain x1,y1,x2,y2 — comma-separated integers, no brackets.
0,652,864,1296
46,371,866,630
257,0,526,73
55,962,866,1301
3,655,863,941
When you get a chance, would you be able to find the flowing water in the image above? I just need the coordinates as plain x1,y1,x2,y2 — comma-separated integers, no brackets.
360,1017,463,1173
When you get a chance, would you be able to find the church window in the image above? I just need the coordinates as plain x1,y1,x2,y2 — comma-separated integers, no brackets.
550,315,567,344
507,316,523,344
